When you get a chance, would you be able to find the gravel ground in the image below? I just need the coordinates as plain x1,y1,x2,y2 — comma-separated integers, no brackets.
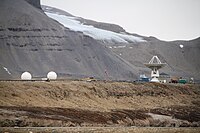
1,127,200,133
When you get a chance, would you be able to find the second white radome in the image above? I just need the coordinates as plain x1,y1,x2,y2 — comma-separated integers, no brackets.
47,71,57,80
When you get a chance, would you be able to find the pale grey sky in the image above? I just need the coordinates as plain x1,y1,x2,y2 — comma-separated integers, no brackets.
41,0,200,41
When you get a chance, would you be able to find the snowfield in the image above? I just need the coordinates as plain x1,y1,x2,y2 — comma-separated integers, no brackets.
45,12,146,43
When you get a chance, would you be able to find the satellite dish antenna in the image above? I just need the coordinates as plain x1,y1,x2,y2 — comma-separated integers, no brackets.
21,72,32,80
144,56,166,82
47,71,57,80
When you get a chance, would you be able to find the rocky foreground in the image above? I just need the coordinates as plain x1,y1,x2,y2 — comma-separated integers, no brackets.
0,80,199,129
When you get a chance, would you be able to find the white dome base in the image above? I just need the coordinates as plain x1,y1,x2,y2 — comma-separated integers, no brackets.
150,77,160,82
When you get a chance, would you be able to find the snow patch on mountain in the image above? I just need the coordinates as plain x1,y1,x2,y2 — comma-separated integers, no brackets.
3,66,11,75
45,12,146,43
179,44,184,48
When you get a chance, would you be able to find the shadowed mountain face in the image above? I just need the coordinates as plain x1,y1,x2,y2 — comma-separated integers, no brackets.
25,0,41,9
0,0,199,80
0,0,138,80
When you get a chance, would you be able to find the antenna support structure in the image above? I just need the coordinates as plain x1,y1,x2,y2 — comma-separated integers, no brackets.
144,56,166,82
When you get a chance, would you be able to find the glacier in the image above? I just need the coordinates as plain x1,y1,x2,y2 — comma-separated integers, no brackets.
45,12,146,43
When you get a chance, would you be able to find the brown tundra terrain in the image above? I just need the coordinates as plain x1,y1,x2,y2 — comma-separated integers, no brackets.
0,80,200,132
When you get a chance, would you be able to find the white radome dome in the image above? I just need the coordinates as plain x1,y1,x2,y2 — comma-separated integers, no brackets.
47,71,57,80
21,72,32,80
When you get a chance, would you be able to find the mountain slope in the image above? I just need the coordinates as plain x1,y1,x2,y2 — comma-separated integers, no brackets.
42,5,200,80
0,0,138,80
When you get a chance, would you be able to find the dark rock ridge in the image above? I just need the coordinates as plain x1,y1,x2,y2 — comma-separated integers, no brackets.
0,0,137,80
25,0,41,9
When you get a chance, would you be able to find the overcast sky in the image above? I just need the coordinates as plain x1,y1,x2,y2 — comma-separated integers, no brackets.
41,0,200,41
